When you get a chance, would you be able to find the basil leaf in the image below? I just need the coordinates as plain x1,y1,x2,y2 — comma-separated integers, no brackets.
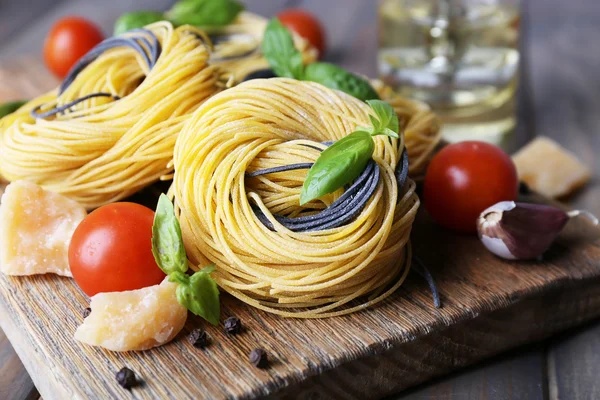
262,18,304,79
152,194,188,275
167,0,243,27
176,265,220,326
114,11,165,36
368,115,381,132
300,131,374,205
303,62,380,102
168,271,189,285
0,100,27,119
365,99,399,138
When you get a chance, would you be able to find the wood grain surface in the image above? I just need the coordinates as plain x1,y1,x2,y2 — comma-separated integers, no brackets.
528,1,600,399
1,135,599,399
2,0,600,399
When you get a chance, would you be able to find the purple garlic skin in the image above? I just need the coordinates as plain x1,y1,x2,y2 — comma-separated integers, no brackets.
477,201,570,260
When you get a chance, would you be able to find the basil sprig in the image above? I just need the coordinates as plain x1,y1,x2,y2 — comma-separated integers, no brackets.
152,194,220,325
114,11,165,36
261,19,379,102
166,0,244,27
262,18,304,78
300,100,399,205
114,0,243,35
0,100,27,119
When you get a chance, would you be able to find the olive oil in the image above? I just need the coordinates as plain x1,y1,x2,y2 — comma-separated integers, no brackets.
378,0,520,145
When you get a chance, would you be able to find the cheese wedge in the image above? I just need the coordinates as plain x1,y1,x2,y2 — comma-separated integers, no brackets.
513,137,592,198
74,279,187,351
0,181,86,276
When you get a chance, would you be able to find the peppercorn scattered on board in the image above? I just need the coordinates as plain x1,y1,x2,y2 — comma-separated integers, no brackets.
0,196,599,399
2,60,600,400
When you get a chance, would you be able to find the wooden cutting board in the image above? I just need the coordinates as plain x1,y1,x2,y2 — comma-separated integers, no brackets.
1,59,600,400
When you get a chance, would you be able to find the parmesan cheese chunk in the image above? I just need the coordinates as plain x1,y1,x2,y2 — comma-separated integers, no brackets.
512,137,592,198
74,279,187,351
0,181,86,276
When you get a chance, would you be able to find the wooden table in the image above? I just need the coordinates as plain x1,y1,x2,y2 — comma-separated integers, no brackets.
0,0,598,399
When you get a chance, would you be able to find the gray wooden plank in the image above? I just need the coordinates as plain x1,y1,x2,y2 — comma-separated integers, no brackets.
0,2,288,400
525,0,600,214
548,321,600,400
393,346,546,400
508,0,537,153
0,0,67,50
0,330,37,400
529,0,600,397
243,0,293,17
1,0,598,399
383,1,553,399
301,0,377,75
0,0,175,61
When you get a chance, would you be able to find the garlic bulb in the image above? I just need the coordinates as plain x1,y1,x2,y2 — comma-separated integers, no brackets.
477,201,598,260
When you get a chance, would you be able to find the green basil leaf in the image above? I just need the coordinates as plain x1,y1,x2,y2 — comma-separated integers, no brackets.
365,99,398,138
0,100,27,119
302,62,380,102
167,0,243,27
300,131,375,205
168,271,189,285
262,18,304,79
368,114,381,132
176,265,220,325
382,128,398,138
152,194,188,275
114,11,165,36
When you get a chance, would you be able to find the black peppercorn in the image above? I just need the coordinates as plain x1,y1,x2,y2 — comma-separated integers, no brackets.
223,316,242,334
83,308,91,318
188,329,209,348
116,367,137,389
249,348,268,368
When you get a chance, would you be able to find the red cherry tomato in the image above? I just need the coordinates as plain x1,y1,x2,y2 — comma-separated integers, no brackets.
277,9,326,58
43,16,104,78
69,203,165,297
423,141,518,233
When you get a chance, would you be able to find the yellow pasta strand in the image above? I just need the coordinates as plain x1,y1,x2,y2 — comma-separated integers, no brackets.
206,12,439,178
371,79,443,179
173,78,419,318
210,12,318,84
0,22,220,209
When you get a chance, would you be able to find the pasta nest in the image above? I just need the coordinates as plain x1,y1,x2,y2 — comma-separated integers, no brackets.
173,78,420,318
0,22,220,209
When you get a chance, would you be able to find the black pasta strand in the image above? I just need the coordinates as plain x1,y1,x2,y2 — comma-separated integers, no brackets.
249,160,378,232
252,159,373,225
30,30,161,120
396,149,409,196
127,28,161,66
248,144,409,232
59,29,160,95
412,256,442,308
246,163,314,177
30,93,120,119
274,161,379,231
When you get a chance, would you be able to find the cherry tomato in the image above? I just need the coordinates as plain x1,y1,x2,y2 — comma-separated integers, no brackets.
277,9,326,58
69,203,165,297
43,16,104,78
423,141,518,233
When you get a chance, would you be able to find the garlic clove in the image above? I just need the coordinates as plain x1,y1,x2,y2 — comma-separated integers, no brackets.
477,201,597,260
